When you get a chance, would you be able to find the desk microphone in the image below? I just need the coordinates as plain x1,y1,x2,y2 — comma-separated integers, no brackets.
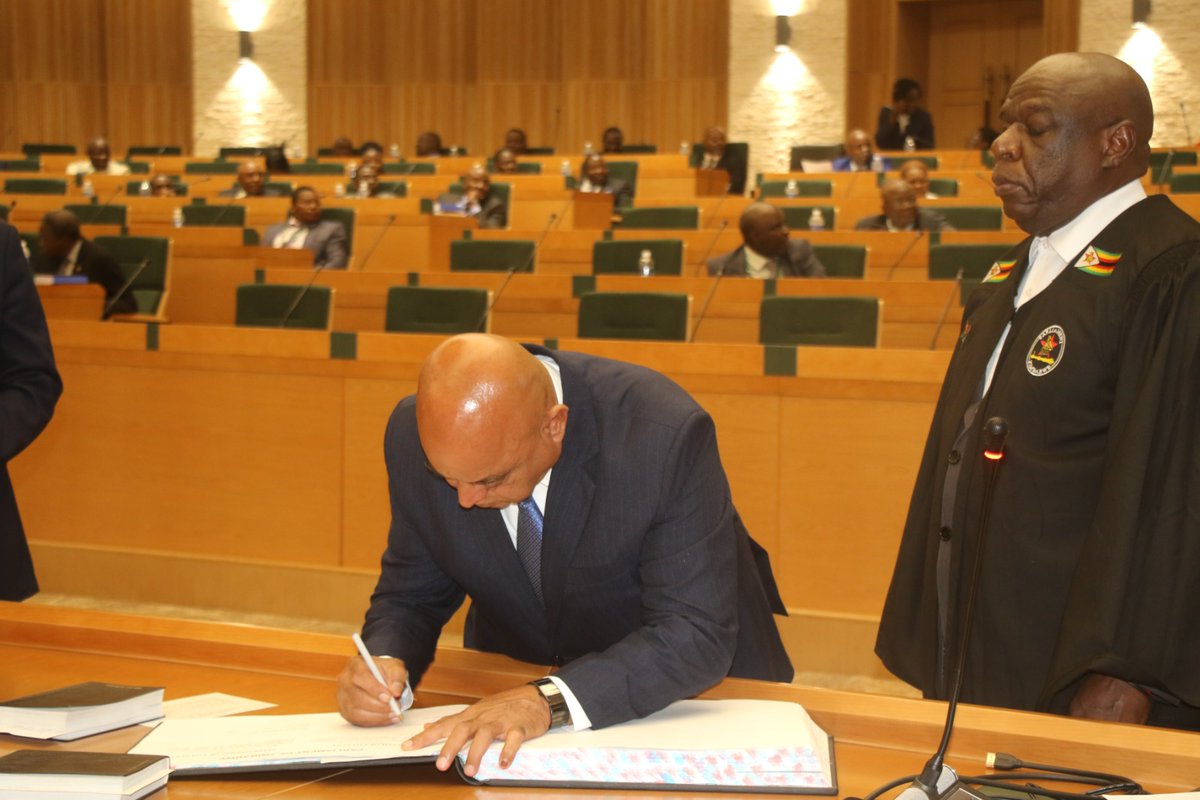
1155,149,1176,185
471,209,561,333
102,258,150,319
894,417,1009,800
884,230,925,280
278,261,329,328
928,268,963,350
208,187,246,227
81,184,125,224
356,213,395,271
688,219,733,343
691,218,730,277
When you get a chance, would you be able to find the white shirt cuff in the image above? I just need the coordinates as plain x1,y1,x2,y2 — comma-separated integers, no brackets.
546,675,592,731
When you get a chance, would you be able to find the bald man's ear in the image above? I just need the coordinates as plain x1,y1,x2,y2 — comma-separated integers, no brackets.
1100,120,1138,169
543,404,569,444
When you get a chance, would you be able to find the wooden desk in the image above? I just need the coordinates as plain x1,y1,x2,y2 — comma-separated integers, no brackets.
36,283,105,320
1,604,1196,797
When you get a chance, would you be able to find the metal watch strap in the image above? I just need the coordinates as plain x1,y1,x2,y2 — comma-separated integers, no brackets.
528,677,571,729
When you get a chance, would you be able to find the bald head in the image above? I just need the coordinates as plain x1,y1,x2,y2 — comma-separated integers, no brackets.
739,202,789,258
992,52,1153,235
844,129,873,168
416,334,567,509
236,160,266,195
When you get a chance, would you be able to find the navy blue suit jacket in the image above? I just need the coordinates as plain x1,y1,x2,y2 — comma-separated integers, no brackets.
362,346,792,728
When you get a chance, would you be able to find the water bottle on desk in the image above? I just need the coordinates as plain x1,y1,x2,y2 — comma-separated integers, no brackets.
81,179,94,198
680,141,690,156
334,182,345,197
357,178,370,198
871,154,885,173
138,181,151,197
904,135,916,152
561,159,571,177
171,207,183,228
389,143,401,158
638,249,655,277
583,141,594,155
808,208,826,232
785,180,799,199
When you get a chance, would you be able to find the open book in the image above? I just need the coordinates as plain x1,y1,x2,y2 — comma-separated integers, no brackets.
130,697,835,794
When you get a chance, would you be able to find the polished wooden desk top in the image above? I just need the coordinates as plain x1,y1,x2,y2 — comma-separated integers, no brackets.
1,603,1196,799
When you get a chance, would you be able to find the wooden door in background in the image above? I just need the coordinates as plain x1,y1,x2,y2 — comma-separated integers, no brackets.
926,0,1043,149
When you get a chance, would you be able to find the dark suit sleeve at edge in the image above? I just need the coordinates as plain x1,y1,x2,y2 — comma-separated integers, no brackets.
319,222,348,268
554,409,739,729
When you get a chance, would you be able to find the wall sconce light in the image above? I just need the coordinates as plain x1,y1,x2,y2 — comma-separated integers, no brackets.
1132,0,1151,27
239,30,254,60
775,15,792,52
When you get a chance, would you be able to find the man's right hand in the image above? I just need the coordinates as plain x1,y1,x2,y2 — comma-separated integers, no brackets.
336,654,409,726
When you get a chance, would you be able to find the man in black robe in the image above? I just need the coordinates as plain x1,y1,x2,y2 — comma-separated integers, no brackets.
876,52,1200,729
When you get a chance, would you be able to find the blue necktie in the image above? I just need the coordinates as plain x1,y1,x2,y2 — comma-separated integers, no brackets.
517,497,544,605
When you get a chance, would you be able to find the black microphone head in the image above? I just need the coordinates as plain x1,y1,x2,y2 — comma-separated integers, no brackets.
983,416,1008,460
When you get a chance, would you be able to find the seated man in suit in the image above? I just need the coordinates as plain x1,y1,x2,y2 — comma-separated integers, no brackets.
347,163,398,198
504,128,528,156
875,78,935,150
491,148,519,175
263,187,348,269
434,165,506,229
65,137,131,177
331,137,355,156
601,126,624,154
697,126,747,195
33,210,135,317
899,159,939,199
148,174,180,198
855,179,954,233
219,161,287,198
707,202,826,278
415,131,443,158
578,154,633,208
336,333,793,776
832,129,889,173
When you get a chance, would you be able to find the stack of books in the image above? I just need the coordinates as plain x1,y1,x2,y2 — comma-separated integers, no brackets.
0,750,169,800
0,683,163,741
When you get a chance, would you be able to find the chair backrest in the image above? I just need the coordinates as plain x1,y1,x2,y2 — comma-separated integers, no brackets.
182,204,246,226
4,178,67,195
604,161,639,201
289,162,345,175
759,296,880,347
93,235,171,317
395,162,436,175
127,145,183,158
265,181,294,195
811,244,867,278
22,143,76,157
927,243,1014,281
789,144,843,171
936,205,1003,231
592,239,684,276
688,141,749,168
126,180,188,196
616,206,699,230
523,146,553,155
64,203,128,226
1150,150,1198,182
219,146,266,159
1168,172,1200,193
780,205,836,231
759,179,833,198
235,284,332,330
620,144,658,154
376,181,408,197
577,291,690,341
320,207,355,257
125,161,151,174
449,239,535,272
384,286,490,334
0,159,41,172
184,161,240,175
928,178,959,197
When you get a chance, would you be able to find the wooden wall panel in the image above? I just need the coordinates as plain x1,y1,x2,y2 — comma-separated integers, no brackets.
307,0,728,159
0,0,191,155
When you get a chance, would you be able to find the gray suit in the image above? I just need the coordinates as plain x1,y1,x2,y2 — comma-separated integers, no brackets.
263,219,348,269
362,346,793,729
707,239,826,278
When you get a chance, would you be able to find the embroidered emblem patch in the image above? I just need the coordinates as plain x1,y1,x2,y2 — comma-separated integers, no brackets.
1026,325,1066,376
983,259,1016,283
1074,245,1120,276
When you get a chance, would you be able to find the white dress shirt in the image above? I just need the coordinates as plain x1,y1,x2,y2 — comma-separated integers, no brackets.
271,219,310,250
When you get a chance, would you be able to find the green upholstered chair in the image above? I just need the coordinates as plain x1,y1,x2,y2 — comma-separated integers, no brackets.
289,162,346,176
615,206,699,230
523,146,553,155
928,178,960,197
1168,172,1200,193
235,284,332,330
219,146,266,159
22,143,76,157
0,159,41,172
577,292,690,341
64,203,128,226
1150,150,1198,182
125,161,151,174
789,144,843,171
927,243,1014,282
936,205,1004,231
603,161,638,208
181,204,246,226
811,244,867,278
317,207,355,261
184,161,239,175
4,178,67,195
620,144,658,154
592,239,684,276
394,162,436,175
384,286,490,334
127,145,183,158
449,239,535,272
265,181,294,195
376,181,408,197
759,296,880,347
93,236,172,319
981,150,996,168
126,180,188,196
896,155,939,169
780,205,836,231
759,179,833,198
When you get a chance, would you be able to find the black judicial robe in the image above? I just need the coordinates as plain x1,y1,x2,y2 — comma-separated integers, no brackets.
875,195,1200,720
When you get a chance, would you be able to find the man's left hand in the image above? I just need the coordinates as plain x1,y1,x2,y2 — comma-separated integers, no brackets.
1068,674,1150,724
402,684,551,776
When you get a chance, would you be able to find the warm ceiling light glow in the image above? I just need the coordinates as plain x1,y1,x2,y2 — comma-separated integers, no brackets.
226,0,267,32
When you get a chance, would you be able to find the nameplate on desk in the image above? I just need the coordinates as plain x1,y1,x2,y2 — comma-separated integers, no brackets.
33,275,89,286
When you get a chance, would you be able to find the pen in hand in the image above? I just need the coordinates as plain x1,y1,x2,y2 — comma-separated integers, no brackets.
351,632,403,718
